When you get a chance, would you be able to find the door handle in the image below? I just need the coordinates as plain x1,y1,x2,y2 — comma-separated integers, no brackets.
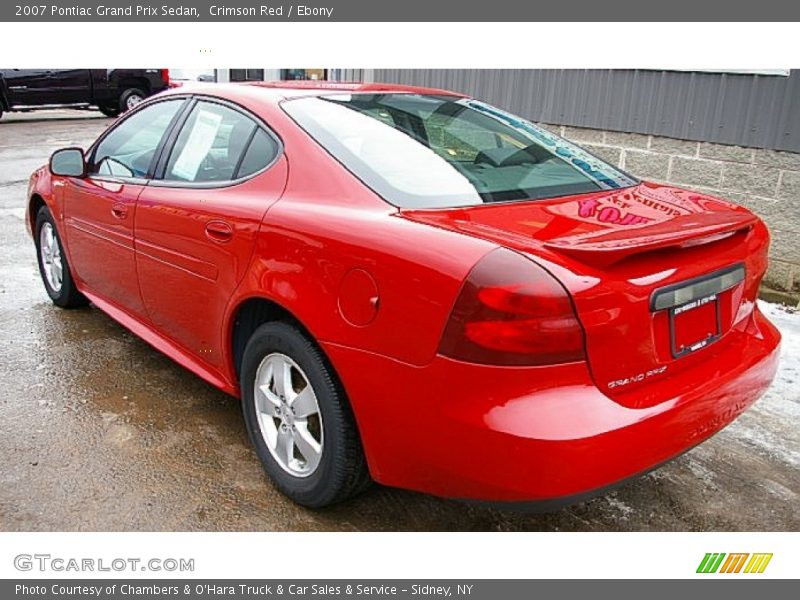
111,204,128,219
205,220,233,242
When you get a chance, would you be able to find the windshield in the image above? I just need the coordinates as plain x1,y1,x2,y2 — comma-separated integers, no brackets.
282,93,638,209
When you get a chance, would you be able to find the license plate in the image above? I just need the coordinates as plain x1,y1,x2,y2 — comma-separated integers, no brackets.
670,293,721,358
650,264,744,359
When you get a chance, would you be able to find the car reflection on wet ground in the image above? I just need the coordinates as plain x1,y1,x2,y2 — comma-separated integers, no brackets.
1,113,797,531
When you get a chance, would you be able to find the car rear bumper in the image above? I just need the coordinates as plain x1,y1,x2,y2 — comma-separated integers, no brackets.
322,306,781,503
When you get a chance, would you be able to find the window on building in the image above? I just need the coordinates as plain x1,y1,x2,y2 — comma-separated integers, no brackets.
230,69,265,82
281,69,327,81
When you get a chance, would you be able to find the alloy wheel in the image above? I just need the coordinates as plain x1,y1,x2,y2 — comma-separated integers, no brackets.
126,94,144,110
254,352,324,477
39,222,63,293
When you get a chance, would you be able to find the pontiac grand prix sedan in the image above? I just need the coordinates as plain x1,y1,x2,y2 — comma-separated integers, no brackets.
27,82,781,507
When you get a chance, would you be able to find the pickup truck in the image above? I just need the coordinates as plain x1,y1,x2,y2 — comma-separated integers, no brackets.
0,69,170,119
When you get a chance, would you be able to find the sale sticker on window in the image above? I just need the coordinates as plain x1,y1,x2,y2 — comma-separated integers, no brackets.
171,109,223,181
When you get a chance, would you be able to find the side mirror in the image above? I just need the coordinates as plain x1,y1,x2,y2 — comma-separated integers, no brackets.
49,148,86,177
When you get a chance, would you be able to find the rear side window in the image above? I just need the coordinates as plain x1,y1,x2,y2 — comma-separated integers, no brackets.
164,101,259,183
237,129,280,178
91,99,184,179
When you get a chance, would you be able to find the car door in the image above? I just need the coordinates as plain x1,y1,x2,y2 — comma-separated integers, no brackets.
50,69,93,104
63,98,187,317
3,69,56,105
134,98,287,368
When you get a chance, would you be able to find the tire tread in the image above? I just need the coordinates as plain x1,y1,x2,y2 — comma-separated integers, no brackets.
241,321,371,507
35,206,88,309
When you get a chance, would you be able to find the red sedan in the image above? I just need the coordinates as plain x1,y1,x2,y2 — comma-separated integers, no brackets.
27,82,781,507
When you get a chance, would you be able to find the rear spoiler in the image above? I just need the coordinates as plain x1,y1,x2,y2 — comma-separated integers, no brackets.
544,212,758,268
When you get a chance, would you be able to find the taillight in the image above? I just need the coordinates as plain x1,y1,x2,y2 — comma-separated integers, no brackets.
160,69,170,83
439,248,586,366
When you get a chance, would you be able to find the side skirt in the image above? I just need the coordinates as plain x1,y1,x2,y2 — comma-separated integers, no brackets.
80,288,240,398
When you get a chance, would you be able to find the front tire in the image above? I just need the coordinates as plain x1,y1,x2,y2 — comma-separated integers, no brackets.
241,322,370,507
34,206,88,308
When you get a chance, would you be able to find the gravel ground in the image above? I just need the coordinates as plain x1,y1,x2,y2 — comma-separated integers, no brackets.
0,113,797,531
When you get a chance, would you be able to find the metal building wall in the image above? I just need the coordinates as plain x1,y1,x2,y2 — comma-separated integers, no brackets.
370,69,800,153
328,68,367,82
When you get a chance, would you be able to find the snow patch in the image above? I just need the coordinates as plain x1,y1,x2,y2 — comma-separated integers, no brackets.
721,301,800,467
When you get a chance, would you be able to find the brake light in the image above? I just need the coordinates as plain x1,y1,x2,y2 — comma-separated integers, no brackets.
160,69,170,83
439,249,586,366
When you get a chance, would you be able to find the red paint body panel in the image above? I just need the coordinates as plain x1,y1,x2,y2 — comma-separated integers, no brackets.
63,177,148,317
27,82,782,502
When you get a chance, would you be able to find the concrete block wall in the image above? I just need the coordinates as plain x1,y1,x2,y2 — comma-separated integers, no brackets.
540,124,800,295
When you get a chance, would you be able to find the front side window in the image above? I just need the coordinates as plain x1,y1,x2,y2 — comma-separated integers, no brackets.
91,99,184,179
282,93,638,208
163,101,267,183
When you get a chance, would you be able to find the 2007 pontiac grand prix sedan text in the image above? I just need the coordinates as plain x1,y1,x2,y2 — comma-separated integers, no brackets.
27,82,781,507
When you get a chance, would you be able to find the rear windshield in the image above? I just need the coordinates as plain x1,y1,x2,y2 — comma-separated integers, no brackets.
282,93,638,209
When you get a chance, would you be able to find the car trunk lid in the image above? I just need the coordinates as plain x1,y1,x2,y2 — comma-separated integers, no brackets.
402,183,767,408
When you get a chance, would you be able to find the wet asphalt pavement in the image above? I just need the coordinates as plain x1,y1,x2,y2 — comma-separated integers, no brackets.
1,112,798,531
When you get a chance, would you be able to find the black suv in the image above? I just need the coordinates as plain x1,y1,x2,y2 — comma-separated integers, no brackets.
0,69,170,119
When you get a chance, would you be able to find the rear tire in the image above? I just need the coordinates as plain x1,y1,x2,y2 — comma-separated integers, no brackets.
34,206,88,308
98,104,120,117
241,322,371,507
119,88,146,113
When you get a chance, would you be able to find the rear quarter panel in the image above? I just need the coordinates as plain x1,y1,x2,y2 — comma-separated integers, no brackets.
237,201,494,367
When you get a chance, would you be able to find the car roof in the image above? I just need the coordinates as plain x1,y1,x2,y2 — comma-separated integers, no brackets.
159,81,467,106
246,80,465,97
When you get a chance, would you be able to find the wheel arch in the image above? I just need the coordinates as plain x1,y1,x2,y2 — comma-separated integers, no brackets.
28,193,46,233
227,295,321,386
118,77,151,95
